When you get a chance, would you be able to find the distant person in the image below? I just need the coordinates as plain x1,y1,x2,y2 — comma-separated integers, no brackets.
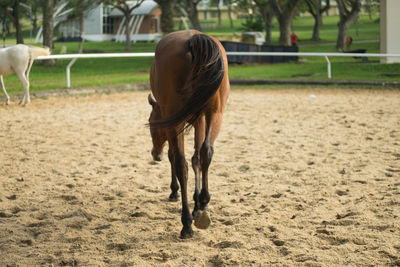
290,32,299,62
346,36,353,49
291,32,298,47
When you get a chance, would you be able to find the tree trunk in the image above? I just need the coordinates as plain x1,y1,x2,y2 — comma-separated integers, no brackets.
217,1,222,28
32,3,38,35
277,16,292,46
336,20,351,50
78,10,84,53
1,14,6,47
254,0,273,45
306,0,330,41
271,0,301,46
186,0,201,31
33,16,38,35
13,0,24,44
42,0,55,66
265,14,273,44
335,0,361,50
312,13,322,41
156,0,177,33
125,13,132,51
228,4,233,28
259,6,273,44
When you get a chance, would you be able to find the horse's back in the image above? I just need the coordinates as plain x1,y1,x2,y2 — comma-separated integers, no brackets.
0,45,30,75
4,44,29,58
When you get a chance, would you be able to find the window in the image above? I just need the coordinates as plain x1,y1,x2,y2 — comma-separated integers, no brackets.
103,6,114,34
151,17,159,33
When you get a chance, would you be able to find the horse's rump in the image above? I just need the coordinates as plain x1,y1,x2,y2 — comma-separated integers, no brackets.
149,32,225,130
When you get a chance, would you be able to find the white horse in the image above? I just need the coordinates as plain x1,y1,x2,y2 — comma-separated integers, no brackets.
0,44,50,106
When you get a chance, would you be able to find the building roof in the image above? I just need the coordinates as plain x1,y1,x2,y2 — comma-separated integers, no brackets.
109,0,158,16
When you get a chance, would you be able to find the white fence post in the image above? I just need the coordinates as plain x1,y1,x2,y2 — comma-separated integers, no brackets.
66,58,77,88
324,56,331,79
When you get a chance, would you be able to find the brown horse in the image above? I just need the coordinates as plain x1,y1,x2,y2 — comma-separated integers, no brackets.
148,30,230,238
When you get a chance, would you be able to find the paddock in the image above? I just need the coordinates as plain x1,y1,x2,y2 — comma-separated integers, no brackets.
0,89,399,266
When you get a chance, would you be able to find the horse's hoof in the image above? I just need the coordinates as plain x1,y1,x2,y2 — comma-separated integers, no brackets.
168,192,179,202
151,149,162,161
180,227,194,239
194,210,211,229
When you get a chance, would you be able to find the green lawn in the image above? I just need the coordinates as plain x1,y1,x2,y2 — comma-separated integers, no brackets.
1,15,399,95
201,14,380,44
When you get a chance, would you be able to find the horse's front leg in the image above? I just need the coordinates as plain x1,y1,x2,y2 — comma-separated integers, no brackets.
0,76,10,105
168,131,193,238
168,149,179,201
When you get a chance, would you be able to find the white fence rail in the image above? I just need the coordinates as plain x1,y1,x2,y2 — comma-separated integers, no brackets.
36,52,400,88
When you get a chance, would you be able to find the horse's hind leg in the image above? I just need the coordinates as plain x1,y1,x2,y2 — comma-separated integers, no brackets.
25,58,33,81
17,71,30,106
24,58,34,105
0,75,10,105
194,113,222,230
192,116,206,217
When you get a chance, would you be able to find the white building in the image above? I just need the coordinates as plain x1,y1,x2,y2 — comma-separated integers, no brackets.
58,1,162,42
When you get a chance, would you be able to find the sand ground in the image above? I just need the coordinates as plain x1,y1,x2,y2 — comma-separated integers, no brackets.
0,89,399,266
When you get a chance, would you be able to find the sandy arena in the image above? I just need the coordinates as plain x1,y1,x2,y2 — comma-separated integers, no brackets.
0,89,399,266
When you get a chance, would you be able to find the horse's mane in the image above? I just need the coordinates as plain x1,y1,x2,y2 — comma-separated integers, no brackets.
29,46,51,59
149,33,224,130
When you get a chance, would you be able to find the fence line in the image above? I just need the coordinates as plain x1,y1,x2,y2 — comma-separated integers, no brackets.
36,52,400,88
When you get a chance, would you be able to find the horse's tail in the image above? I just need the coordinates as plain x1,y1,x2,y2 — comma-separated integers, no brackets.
29,46,51,59
149,33,224,130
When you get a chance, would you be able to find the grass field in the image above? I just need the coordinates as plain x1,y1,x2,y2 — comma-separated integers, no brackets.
1,15,399,95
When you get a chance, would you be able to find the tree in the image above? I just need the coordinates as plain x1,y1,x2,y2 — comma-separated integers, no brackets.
0,0,24,43
240,16,263,32
102,0,146,51
305,0,330,41
0,2,11,46
184,0,201,30
26,0,41,35
41,0,55,65
12,0,24,43
209,0,223,29
68,0,97,52
154,0,177,33
226,0,234,28
253,0,274,44
270,0,301,46
236,0,273,44
336,0,361,50
364,0,379,20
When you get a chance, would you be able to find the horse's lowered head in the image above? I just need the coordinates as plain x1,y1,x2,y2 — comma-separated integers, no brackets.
148,94,166,161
